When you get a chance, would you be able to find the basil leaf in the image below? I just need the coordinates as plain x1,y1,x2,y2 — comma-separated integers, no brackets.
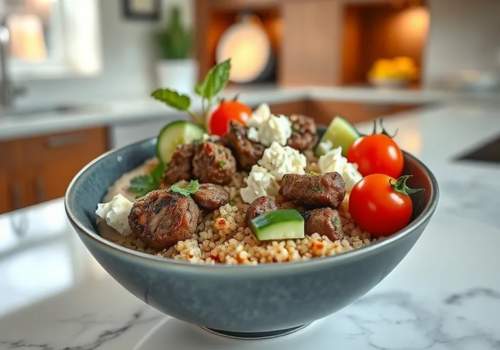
195,59,231,99
171,180,200,197
151,88,191,111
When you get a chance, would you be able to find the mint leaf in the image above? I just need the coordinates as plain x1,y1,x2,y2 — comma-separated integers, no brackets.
129,162,166,197
151,88,191,111
195,59,231,99
171,180,200,197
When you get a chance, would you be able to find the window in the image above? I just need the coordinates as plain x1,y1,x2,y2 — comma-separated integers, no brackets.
2,0,102,80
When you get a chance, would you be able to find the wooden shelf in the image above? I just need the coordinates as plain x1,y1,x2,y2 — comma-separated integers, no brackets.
340,2,429,85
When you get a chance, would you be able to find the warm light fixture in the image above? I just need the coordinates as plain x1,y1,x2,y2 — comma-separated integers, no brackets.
216,16,271,83
398,5,429,37
8,13,47,62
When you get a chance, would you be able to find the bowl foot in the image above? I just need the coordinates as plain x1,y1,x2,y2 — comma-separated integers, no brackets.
201,323,311,340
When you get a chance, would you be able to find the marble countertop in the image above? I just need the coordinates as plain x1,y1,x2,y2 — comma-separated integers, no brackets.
1,85,498,141
0,100,500,349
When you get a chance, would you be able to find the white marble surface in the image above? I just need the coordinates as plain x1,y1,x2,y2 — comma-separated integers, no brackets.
1,85,497,141
0,101,500,349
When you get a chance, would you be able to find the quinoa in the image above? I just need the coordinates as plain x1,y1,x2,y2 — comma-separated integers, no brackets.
99,170,374,265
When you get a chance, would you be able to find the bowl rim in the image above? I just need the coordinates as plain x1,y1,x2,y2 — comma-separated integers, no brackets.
65,137,439,273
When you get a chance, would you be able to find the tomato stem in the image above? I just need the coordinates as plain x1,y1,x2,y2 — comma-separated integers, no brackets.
379,119,399,138
365,119,399,138
390,175,423,196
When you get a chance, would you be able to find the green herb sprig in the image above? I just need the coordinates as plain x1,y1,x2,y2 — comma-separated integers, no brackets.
151,59,231,127
129,162,165,197
170,180,200,197
130,60,231,198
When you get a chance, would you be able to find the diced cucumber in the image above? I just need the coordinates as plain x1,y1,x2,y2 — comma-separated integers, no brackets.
250,209,305,241
316,116,360,157
156,121,205,163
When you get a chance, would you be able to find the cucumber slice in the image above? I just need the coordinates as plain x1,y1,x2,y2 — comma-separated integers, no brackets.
316,116,360,157
250,209,305,241
156,121,205,163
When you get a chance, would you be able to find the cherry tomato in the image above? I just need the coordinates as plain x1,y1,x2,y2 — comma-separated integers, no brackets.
347,134,403,178
349,174,415,237
208,100,252,136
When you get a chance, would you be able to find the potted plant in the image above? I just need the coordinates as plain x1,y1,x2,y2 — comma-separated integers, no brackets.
155,6,195,94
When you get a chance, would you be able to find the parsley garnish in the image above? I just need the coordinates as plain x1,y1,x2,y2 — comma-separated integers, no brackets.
218,160,226,169
129,162,165,197
171,180,200,197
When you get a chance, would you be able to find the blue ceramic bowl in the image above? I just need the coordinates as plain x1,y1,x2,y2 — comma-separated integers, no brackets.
65,137,438,339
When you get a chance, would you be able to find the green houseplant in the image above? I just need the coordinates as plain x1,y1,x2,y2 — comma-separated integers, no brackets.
155,6,196,94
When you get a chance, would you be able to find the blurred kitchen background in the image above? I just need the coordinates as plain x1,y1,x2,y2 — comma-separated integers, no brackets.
0,0,499,214
0,0,500,319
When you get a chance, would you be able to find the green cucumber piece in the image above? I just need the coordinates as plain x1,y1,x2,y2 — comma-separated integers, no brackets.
156,121,205,163
316,116,360,157
250,209,305,241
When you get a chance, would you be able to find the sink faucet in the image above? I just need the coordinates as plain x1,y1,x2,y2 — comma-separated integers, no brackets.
0,17,25,111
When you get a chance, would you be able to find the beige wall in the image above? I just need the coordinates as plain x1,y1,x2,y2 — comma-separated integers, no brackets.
424,0,500,85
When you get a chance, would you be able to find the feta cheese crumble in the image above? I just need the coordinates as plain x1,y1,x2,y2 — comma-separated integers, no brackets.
256,114,292,146
318,147,362,191
316,139,333,155
246,104,292,146
248,103,271,127
240,166,279,204
240,142,306,203
259,142,306,180
96,194,133,236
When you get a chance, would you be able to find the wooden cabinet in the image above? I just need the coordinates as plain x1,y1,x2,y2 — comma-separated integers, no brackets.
0,127,108,214
0,169,10,213
280,0,341,86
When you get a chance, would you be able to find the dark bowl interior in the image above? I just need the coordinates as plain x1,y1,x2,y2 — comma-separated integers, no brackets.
65,137,439,334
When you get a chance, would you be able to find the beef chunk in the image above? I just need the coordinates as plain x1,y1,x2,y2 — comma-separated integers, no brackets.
162,144,195,186
287,114,317,151
246,196,278,225
192,183,229,210
305,207,344,241
128,190,199,249
223,121,265,171
192,142,236,185
279,172,346,208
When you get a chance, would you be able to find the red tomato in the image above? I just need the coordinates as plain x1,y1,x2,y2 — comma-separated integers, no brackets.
208,100,252,136
349,174,414,237
347,134,404,178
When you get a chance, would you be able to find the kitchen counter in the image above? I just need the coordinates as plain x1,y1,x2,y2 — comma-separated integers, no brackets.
1,101,500,349
0,85,497,141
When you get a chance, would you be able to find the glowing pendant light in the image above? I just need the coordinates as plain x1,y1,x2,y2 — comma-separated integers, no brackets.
216,15,272,83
